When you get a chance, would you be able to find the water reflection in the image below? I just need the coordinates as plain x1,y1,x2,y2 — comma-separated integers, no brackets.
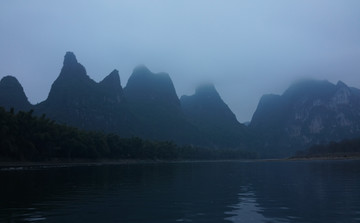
225,161,360,223
226,186,289,223
0,163,242,223
1,161,360,223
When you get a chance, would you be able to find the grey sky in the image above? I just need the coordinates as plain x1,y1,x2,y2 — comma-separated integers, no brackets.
1,0,360,122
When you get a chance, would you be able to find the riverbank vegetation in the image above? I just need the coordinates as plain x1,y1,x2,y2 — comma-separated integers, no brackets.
294,138,360,159
0,107,256,162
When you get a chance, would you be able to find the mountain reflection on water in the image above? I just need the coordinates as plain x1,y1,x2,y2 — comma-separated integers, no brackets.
226,187,290,223
0,160,360,223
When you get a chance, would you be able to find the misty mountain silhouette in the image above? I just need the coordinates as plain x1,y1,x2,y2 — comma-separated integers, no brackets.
1,52,360,158
181,83,252,149
250,79,360,157
123,64,206,144
0,75,31,111
35,52,136,135
124,65,179,107
0,52,234,147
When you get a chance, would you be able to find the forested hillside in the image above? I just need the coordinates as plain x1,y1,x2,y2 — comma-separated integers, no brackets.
0,107,256,162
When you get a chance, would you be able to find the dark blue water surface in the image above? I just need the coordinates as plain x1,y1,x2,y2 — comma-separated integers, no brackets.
1,160,360,223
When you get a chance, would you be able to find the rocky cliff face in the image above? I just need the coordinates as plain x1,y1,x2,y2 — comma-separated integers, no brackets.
250,79,360,157
0,76,32,111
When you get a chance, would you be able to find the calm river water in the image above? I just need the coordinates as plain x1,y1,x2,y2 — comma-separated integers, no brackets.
1,160,360,223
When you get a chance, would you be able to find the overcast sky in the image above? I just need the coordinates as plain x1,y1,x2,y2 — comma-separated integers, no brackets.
1,0,360,122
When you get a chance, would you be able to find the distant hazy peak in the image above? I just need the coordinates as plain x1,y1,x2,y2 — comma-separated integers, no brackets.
336,80,348,88
0,75,21,86
287,79,332,90
0,76,29,97
180,82,244,147
133,65,151,75
256,94,281,105
282,79,335,98
63,51,78,66
57,51,89,82
131,65,171,79
124,65,179,106
101,69,120,84
110,69,119,76
196,82,215,90
195,83,219,96
100,69,123,94
0,75,31,110
126,65,174,87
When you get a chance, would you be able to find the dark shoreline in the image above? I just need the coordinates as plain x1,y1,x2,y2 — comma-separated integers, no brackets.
287,156,360,161
2,156,360,169
0,159,257,168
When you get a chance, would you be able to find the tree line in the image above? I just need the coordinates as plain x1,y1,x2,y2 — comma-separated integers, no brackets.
0,107,257,162
295,138,360,158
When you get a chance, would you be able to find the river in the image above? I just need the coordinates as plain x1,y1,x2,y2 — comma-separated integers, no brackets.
1,160,360,222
